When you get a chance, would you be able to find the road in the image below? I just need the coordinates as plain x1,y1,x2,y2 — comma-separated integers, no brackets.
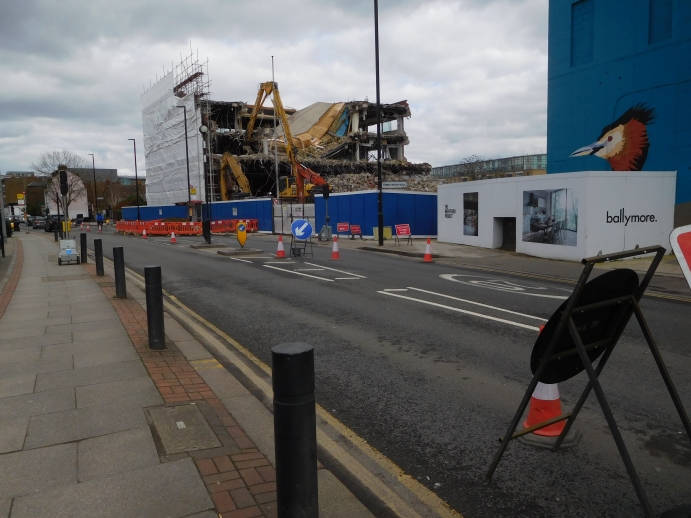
54,227,691,517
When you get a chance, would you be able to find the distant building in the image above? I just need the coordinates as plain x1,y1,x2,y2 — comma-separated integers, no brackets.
3,171,35,178
431,154,547,181
547,0,691,226
118,176,146,186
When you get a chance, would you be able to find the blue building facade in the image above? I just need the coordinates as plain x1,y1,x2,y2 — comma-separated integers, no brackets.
547,0,691,225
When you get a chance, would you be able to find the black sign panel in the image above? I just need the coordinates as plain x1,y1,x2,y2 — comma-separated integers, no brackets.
59,170,68,196
530,269,639,384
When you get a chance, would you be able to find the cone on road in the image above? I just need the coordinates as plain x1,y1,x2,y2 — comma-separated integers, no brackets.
80,223,83,230
276,235,286,258
423,238,433,263
518,381,582,450
86,224,90,232
330,236,341,260
170,232,177,244
142,229,148,239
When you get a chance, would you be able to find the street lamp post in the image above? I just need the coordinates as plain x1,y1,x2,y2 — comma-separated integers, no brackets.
199,121,212,244
88,153,97,219
176,105,192,221
127,139,141,221
374,0,384,246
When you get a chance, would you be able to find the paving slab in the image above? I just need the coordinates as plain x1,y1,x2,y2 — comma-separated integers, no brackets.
24,400,148,449
0,311,49,322
77,426,160,482
0,417,29,453
0,356,74,378
0,498,9,518
0,326,46,340
0,372,36,398
35,359,146,392
0,347,40,365
221,394,275,465
45,318,124,335
10,458,213,518
0,443,77,498
174,340,213,361
195,361,250,399
319,469,375,518
41,337,133,358
70,312,120,324
0,333,72,351
0,387,74,420
76,376,162,409
71,327,129,343
73,346,141,368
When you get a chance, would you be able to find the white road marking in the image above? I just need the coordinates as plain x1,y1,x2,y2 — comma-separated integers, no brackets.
297,268,325,271
440,274,568,299
406,287,546,321
263,265,334,281
378,291,541,331
382,288,409,292
304,262,366,278
228,257,252,263
264,261,295,264
335,277,360,280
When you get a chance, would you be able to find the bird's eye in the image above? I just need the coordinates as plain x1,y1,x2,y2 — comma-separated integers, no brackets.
607,136,613,142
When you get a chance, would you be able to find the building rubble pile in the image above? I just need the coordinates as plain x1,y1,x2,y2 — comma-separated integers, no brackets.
324,172,446,193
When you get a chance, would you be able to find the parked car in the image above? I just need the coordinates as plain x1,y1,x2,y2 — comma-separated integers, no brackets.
27,215,36,227
33,217,46,229
45,215,61,232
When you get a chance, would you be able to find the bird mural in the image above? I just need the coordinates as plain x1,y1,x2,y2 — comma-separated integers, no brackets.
570,103,656,171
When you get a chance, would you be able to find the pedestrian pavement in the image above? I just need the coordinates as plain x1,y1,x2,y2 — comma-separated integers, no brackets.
0,233,375,518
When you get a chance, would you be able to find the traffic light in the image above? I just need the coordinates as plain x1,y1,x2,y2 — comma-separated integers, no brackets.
58,165,68,196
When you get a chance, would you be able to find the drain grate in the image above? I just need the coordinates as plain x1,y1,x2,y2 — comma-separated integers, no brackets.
148,403,221,455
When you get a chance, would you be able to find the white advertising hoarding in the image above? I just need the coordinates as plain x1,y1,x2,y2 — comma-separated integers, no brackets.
438,171,676,261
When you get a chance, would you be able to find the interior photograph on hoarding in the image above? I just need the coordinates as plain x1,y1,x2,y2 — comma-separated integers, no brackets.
522,189,578,246
463,192,479,236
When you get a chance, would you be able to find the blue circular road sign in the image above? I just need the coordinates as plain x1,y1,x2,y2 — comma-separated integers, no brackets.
291,219,313,240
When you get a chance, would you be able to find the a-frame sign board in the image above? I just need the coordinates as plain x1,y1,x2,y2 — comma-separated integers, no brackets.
486,246,691,518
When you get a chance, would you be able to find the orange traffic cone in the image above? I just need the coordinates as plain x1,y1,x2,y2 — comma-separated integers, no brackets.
423,238,433,263
80,223,83,230
330,236,341,260
518,381,583,449
276,235,286,258
142,229,148,239
170,232,177,244
86,224,90,232
523,382,566,437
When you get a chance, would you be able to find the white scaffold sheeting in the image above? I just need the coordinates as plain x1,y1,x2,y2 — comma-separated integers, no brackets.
142,73,204,207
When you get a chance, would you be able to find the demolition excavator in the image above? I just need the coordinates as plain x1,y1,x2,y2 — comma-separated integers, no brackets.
246,81,328,203
219,152,251,200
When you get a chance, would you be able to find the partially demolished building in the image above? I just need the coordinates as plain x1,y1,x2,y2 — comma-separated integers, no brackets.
141,53,429,207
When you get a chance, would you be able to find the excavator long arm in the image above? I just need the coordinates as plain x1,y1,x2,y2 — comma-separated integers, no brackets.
245,83,273,142
220,152,251,199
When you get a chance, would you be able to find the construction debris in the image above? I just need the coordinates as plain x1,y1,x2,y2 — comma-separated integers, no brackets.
323,171,444,193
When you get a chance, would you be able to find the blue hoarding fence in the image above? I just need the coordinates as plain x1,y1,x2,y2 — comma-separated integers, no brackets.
314,190,437,237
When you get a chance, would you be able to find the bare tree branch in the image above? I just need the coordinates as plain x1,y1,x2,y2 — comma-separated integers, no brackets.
31,151,88,176
45,172,87,216
457,155,485,180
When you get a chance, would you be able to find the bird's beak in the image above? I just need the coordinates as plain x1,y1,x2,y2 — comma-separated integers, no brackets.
570,141,604,157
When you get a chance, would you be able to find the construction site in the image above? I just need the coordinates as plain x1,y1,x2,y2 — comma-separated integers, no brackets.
141,52,436,211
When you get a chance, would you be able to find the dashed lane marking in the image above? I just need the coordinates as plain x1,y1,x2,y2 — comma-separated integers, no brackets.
263,264,334,281
304,262,367,278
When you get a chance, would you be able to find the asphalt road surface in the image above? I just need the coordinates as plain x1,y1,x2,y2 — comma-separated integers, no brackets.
63,228,691,518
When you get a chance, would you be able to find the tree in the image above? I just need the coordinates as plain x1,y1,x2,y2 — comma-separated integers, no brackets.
45,171,87,217
31,151,88,176
457,155,485,180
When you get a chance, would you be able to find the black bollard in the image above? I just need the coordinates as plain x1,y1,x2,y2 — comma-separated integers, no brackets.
272,343,319,517
80,233,87,264
94,239,104,276
54,226,59,242
202,220,211,244
144,266,165,350
113,247,126,299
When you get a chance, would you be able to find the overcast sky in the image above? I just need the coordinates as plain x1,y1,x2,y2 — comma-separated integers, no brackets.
0,0,548,176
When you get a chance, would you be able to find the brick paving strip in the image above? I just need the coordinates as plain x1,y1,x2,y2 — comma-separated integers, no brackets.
82,263,278,518
0,239,23,320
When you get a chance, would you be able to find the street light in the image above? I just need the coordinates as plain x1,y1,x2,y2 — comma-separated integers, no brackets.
127,139,141,221
87,153,97,219
374,0,384,246
176,105,192,221
199,122,212,244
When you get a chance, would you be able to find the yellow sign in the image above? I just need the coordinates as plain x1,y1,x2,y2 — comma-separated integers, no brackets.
236,221,247,248
16,193,24,200
190,188,197,195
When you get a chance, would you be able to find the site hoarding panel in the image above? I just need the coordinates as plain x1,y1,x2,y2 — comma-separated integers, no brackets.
437,171,676,262
210,199,273,231
314,190,437,237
